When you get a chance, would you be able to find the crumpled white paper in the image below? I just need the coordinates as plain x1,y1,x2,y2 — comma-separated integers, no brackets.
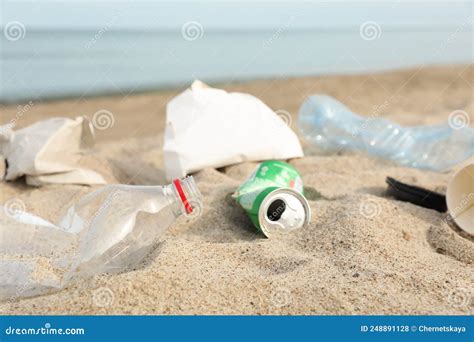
0,116,105,186
163,80,304,180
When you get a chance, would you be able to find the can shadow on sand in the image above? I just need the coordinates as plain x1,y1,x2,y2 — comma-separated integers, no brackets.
183,191,264,243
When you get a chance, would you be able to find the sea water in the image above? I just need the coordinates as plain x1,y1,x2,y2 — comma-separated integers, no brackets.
0,29,471,103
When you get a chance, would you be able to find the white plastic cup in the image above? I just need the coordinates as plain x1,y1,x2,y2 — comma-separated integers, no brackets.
446,162,474,235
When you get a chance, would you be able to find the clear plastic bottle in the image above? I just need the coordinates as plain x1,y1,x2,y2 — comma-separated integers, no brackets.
298,95,474,171
0,176,202,299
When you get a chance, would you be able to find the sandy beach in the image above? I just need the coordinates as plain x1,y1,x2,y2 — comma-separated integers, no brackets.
0,65,473,315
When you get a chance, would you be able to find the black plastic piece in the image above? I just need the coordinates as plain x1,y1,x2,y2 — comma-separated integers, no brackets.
386,177,447,213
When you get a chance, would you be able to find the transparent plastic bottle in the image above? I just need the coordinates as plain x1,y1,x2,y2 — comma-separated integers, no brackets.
62,176,202,279
0,176,202,299
298,95,474,171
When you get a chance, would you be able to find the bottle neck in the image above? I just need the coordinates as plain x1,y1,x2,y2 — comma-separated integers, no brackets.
164,176,202,218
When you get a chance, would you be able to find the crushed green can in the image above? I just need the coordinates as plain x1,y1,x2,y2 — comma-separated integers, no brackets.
233,160,311,238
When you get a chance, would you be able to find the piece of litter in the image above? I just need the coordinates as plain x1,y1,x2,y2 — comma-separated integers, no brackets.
163,80,303,180
1,116,105,186
0,177,202,300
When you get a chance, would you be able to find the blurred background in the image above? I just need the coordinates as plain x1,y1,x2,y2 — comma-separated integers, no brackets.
0,0,472,103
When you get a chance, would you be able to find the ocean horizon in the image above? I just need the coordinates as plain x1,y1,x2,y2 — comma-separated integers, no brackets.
1,28,472,103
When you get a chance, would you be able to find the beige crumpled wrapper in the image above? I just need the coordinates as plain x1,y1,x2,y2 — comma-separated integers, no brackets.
0,116,105,186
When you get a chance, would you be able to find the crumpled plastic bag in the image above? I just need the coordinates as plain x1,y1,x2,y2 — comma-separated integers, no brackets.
163,80,303,180
0,184,182,300
0,116,105,186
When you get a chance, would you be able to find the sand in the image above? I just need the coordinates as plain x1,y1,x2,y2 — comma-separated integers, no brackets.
0,65,473,315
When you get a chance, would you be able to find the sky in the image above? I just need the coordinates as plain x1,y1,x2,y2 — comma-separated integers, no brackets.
1,1,473,31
